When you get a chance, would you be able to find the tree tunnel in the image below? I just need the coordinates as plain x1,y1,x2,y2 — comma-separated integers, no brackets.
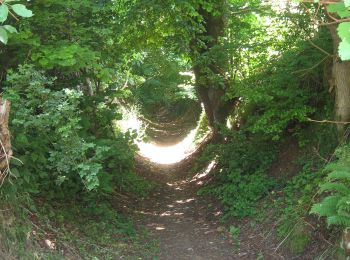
118,71,211,165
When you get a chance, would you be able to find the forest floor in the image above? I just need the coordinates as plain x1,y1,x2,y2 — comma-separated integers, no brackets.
129,155,303,260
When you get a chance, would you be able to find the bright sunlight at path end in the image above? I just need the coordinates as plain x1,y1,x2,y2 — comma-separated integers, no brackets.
137,129,197,164
119,107,201,165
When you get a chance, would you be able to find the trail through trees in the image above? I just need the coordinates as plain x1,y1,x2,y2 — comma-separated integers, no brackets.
130,158,298,260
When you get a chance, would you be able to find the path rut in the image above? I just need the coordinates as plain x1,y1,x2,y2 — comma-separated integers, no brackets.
135,177,236,259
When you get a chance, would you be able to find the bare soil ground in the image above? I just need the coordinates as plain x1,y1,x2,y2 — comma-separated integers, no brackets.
131,158,290,260
129,138,334,260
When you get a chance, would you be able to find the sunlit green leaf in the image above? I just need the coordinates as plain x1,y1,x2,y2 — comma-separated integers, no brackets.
11,4,33,18
0,4,9,22
3,25,17,33
328,3,350,18
345,0,350,8
0,27,8,44
338,22,350,43
339,40,350,60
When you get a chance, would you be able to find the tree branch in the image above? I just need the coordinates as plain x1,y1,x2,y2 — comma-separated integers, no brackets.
297,0,341,4
308,39,333,56
307,118,350,124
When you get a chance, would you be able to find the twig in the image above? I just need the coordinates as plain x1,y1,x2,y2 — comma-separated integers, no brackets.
274,222,299,253
292,56,330,75
320,18,350,26
11,156,23,165
263,218,283,241
0,138,11,186
308,39,333,57
312,146,329,163
307,118,350,124
8,10,19,22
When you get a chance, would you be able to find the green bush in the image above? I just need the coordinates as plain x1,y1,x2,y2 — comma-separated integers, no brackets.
199,131,277,218
3,65,138,197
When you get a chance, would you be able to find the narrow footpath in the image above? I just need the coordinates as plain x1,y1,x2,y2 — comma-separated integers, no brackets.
131,157,296,260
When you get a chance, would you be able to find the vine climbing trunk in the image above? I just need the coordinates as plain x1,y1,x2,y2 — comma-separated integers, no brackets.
329,24,350,141
190,0,236,142
0,98,12,174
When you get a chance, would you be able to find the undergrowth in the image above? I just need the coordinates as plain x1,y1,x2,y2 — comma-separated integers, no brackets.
0,179,157,260
198,131,277,219
0,64,158,259
273,124,340,256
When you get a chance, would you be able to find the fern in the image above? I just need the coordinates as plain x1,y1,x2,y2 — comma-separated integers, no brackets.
327,215,350,227
337,196,350,217
326,170,350,182
325,163,350,172
319,182,350,196
310,144,350,228
310,196,339,217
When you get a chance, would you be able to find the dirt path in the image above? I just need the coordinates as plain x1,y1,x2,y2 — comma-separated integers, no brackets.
134,168,237,260
131,155,315,260
128,142,331,260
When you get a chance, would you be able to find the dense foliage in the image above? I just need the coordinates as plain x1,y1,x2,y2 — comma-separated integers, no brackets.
198,131,277,218
1,0,350,258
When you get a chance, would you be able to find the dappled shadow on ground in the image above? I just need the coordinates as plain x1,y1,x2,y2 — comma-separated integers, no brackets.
129,134,330,260
133,171,235,260
132,154,296,260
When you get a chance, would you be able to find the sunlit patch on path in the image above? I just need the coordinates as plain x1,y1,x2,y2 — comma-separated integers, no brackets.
118,106,202,165
137,129,197,164
133,173,234,260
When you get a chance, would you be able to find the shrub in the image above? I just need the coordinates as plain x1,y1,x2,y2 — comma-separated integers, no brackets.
199,131,276,218
3,65,138,196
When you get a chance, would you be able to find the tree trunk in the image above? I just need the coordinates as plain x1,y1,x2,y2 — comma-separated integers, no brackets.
329,25,350,141
0,98,12,172
190,1,235,141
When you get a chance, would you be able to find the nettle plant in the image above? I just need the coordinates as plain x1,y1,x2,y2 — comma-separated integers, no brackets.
0,0,33,44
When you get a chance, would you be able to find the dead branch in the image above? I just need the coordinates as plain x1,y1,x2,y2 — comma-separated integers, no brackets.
0,98,12,184
307,118,350,124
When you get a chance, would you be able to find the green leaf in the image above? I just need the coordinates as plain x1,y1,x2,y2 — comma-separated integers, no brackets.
338,22,350,43
0,4,9,23
339,40,350,60
345,0,350,8
11,4,33,18
0,27,8,44
3,25,17,33
328,3,350,18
